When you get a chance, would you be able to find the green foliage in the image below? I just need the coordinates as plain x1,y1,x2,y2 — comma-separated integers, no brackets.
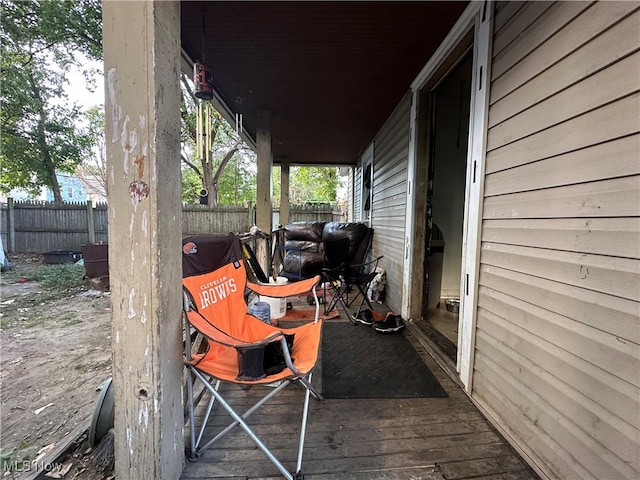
216,151,257,205
0,0,103,201
0,443,38,472
181,167,202,203
274,166,338,204
182,149,257,206
33,264,85,290
78,106,108,197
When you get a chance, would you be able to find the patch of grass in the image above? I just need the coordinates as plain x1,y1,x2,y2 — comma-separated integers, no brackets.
61,315,82,327
0,443,38,474
21,315,48,328
0,316,13,329
75,359,111,373
0,264,42,285
33,264,85,290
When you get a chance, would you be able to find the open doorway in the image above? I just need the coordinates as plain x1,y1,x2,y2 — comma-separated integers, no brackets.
420,52,473,362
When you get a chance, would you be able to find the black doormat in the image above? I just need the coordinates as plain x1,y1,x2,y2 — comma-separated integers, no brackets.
321,321,448,399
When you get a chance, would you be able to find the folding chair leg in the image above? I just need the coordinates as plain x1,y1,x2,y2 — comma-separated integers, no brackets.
295,373,314,475
324,281,354,320
186,368,197,458
353,283,375,313
195,379,220,449
190,368,296,480
199,377,290,452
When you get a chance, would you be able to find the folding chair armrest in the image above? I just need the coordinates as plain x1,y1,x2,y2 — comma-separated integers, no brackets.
321,263,345,274
247,275,321,298
278,335,299,375
351,255,384,271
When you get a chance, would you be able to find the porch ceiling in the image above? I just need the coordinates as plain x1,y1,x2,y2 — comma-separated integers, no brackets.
180,1,469,166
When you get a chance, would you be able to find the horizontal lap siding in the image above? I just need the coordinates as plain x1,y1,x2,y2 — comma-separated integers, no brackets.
371,93,411,313
475,3,640,480
353,165,363,222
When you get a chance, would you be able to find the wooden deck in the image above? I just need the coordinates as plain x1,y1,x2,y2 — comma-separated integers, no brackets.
181,314,538,480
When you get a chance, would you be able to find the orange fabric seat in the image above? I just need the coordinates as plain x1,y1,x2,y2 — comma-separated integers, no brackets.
182,234,323,480
185,309,322,384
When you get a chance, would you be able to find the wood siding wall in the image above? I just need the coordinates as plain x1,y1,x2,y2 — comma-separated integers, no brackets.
474,2,640,480
371,93,412,312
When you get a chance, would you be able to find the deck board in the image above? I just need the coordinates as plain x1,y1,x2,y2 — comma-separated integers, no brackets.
181,313,537,480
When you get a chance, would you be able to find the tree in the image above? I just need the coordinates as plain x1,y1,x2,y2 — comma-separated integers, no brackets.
0,0,102,202
273,166,338,205
76,106,108,199
180,74,253,206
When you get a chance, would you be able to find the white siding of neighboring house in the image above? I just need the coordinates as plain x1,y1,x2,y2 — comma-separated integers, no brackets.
370,93,411,313
472,2,640,479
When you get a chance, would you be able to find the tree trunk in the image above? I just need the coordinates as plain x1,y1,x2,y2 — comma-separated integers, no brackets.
27,70,63,202
210,146,239,206
202,154,214,201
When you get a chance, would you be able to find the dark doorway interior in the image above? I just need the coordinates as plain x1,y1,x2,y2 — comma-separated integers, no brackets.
421,52,473,362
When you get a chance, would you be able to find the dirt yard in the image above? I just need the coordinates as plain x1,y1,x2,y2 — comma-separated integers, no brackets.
1,254,113,479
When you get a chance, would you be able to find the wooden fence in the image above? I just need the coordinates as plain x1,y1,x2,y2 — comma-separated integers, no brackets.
0,199,344,253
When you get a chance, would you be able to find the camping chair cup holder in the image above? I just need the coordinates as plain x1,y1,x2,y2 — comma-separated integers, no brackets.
182,234,323,480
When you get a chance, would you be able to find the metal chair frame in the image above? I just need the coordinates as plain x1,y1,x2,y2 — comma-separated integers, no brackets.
182,234,323,480
322,234,383,319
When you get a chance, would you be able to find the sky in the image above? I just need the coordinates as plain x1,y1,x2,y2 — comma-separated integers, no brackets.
65,57,105,111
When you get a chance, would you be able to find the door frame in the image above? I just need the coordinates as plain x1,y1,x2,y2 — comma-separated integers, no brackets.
402,1,493,392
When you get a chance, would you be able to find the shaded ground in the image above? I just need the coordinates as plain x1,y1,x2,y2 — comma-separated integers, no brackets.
1,254,113,479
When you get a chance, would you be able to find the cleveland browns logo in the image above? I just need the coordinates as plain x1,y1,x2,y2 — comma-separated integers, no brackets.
183,242,197,254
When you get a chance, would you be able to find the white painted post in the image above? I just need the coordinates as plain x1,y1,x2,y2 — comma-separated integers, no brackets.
102,1,184,478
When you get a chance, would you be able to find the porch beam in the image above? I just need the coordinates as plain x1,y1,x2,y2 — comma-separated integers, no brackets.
102,1,184,479
256,110,273,273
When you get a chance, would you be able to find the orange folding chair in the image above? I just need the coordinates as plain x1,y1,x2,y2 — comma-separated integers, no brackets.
182,234,323,480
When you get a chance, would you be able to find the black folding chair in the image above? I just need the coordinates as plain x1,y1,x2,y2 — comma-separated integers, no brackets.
322,232,382,320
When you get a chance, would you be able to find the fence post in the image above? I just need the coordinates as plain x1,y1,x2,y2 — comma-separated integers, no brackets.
86,200,96,244
247,201,254,229
7,197,15,253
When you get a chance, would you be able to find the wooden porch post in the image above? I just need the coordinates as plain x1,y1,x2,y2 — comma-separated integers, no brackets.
279,158,291,227
102,2,184,479
256,110,273,273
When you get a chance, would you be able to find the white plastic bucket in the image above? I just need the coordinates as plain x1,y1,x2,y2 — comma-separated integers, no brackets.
259,276,288,320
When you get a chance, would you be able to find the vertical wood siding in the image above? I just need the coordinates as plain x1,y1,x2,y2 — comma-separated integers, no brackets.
1,203,341,253
371,93,411,312
1,202,109,252
475,2,640,479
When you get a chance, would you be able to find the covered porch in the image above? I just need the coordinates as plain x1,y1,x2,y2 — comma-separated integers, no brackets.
100,1,537,479
180,316,537,480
